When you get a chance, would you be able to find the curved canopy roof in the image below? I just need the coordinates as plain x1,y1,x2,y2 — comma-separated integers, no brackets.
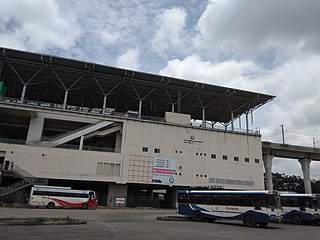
0,47,275,123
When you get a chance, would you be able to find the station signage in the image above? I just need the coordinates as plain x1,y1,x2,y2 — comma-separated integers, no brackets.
152,158,176,185
183,135,203,145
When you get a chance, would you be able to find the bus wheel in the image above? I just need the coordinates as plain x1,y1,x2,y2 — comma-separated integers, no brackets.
258,222,268,227
81,203,88,209
243,215,257,227
47,202,55,209
291,215,302,224
193,211,203,222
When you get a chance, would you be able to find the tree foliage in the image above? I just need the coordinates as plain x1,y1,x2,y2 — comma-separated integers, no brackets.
266,173,320,193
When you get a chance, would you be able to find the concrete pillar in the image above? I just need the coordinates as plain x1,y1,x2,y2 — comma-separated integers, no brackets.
63,90,68,109
79,135,84,150
263,154,274,190
20,85,27,102
115,131,122,153
26,115,45,144
165,187,177,208
107,183,127,207
298,158,312,194
171,104,174,112
102,95,107,114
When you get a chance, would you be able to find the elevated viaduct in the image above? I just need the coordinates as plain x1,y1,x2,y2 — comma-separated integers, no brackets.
262,141,320,193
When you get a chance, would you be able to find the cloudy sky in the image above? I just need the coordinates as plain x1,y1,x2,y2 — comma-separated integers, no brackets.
1,0,320,179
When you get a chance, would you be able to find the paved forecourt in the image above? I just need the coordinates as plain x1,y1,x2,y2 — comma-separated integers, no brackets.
0,207,319,240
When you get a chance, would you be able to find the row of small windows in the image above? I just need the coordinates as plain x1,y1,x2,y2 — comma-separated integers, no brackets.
141,147,260,163
142,147,160,153
196,174,207,178
197,153,259,163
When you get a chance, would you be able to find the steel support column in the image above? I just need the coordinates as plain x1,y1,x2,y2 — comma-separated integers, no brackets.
246,112,249,133
231,112,234,131
20,85,27,102
202,109,205,128
177,90,181,113
79,135,84,150
102,95,107,114
63,90,68,109
0,62,3,76
138,100,142,119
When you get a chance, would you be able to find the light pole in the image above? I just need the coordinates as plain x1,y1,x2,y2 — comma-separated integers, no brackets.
280,125,285,144
313,137,318,148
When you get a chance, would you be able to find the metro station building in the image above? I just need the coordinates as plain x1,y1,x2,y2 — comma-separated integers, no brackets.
0,48,274,207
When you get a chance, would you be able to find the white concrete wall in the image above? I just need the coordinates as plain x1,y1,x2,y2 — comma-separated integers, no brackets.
0,115,264,190
122,119,264,189
165,112,191,125
0,143,123,182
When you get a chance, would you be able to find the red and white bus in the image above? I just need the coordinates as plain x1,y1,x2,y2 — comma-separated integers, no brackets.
29,185,97,209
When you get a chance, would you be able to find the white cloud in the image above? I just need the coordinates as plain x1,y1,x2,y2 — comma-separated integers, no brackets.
159,54,264,91
0,0,81,51
195,0,320,59
116,48,141,70
100,31,119,46
160,54,320,178
151,7,187,57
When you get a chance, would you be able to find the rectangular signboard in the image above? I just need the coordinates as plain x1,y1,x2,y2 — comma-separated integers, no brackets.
152,158,176,185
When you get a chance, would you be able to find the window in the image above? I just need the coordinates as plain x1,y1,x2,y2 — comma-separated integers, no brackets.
154,148,160,153
196,153,198,155
255,158,260,163
142,147,148,152
196,174,199,177
96,162,103,175
234,157,239,161
211,154,216,159
204,153,207,156
96,162,121,177
223,155,228,160
245,158,250,162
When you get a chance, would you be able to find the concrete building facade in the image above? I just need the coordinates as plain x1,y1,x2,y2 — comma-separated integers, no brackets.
0,48,274,207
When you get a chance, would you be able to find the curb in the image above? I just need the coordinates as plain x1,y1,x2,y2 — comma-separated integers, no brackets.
0,217,87,225
156,216,190,221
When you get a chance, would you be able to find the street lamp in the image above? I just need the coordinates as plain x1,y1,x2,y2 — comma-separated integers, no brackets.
313,137,318,148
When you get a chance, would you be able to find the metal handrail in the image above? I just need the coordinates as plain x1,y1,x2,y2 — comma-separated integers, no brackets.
0,164,48,197
0,96,259,135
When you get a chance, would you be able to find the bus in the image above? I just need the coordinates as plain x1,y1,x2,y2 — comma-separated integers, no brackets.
29,185,97,209
177,190,282,227
280,193,320,224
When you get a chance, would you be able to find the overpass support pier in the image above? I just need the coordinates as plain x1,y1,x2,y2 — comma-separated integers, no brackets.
263,155,274,191
298,158,312,194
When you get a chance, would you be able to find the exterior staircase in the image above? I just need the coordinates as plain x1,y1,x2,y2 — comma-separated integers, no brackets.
0,164,48,198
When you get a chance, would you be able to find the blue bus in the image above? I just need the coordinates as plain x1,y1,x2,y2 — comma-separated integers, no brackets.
177,190,282,227
280,193,320,224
